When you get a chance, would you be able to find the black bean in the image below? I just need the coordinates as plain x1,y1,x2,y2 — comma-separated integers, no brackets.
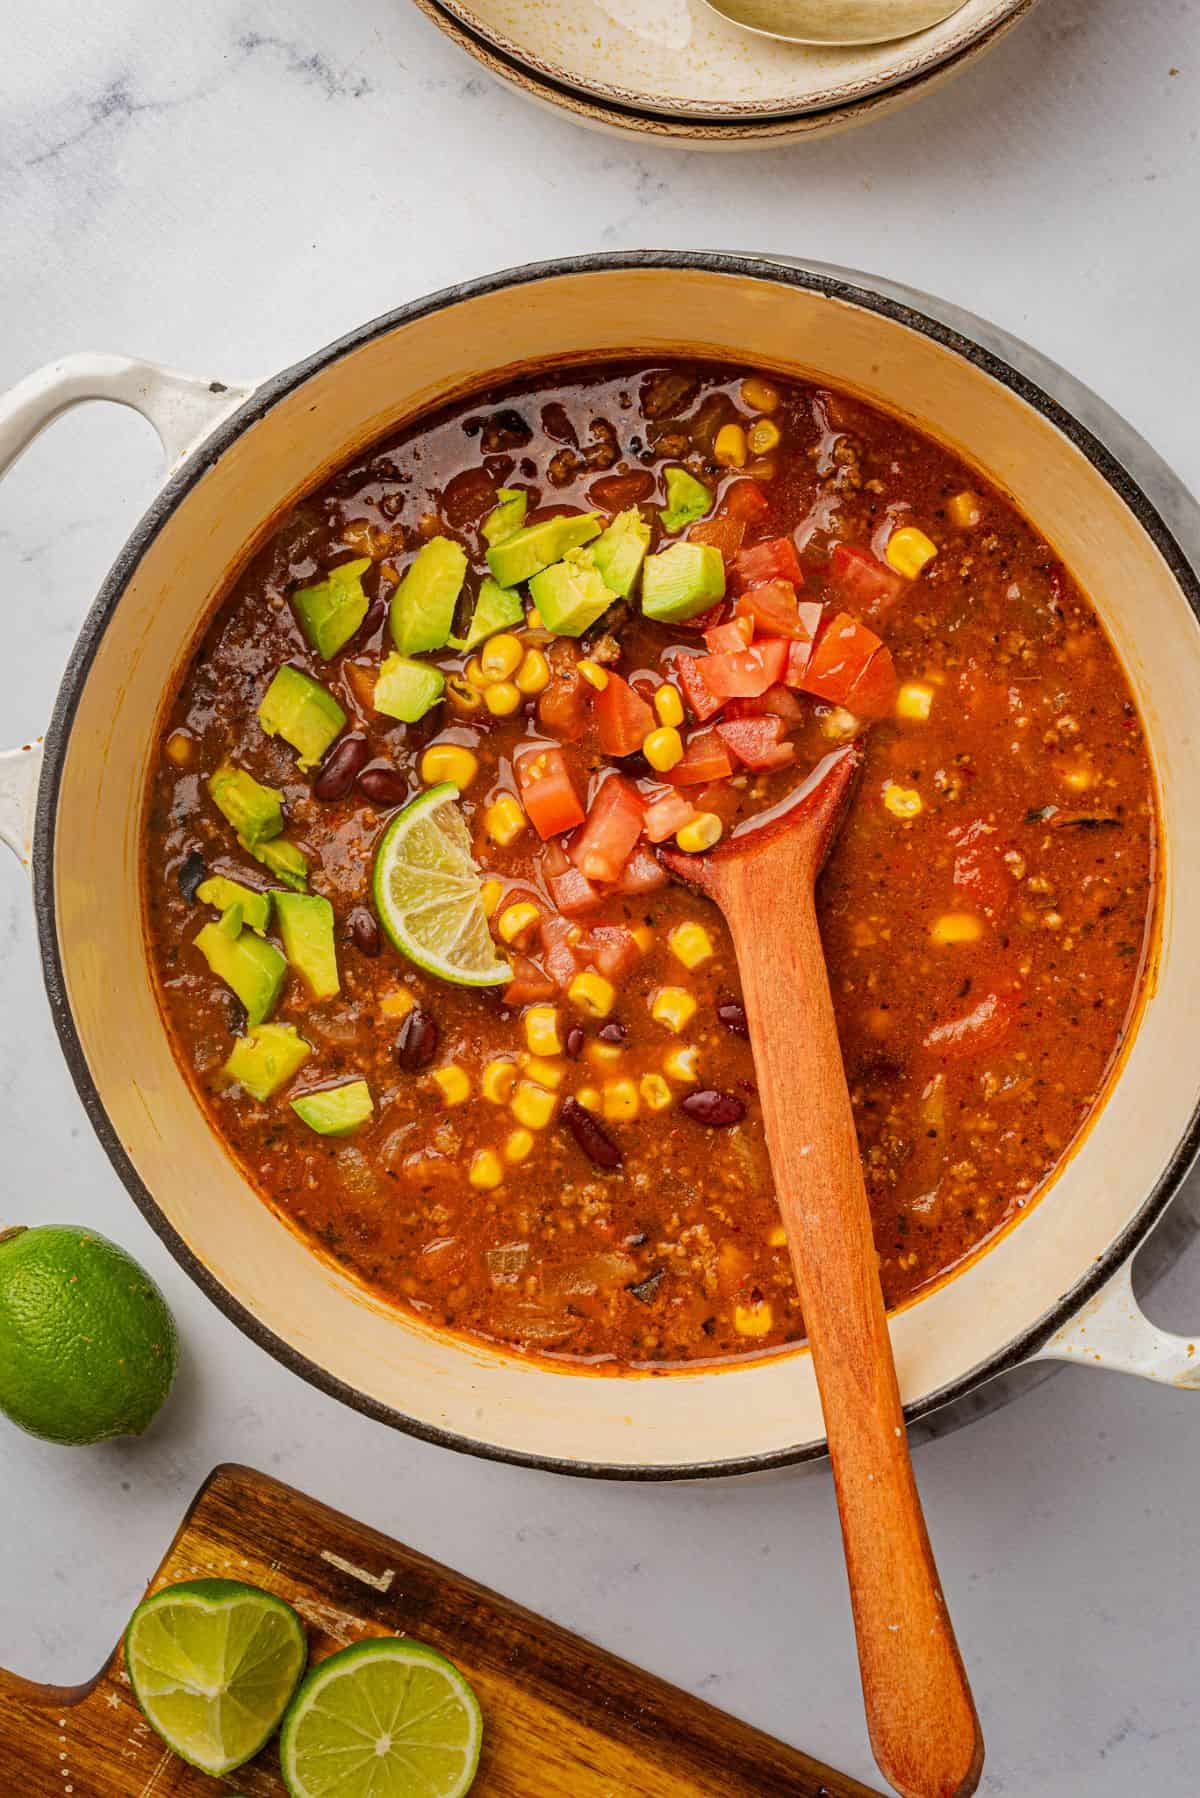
561,1097,623,1169
397,1007,439,1071
177,849,207,903
597,1021,626,1045
680,1089,746,1128
565,1026,585,1059
313,734,369,802
717,999,749,1039
358,764,409,806
348,907,381,958
354,596,387,645
627,1270,664,1305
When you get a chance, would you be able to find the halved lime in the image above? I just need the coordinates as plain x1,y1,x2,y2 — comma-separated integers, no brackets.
372,783,511,987
125,1578,308,1775
280,1638,483,1798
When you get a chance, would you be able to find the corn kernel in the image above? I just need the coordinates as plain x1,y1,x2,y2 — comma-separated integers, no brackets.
947,490,982,530
576,1086,602,1112
464,656,488,691
675,812,723,854
1062,765,1093,791
883,782,923,820
165,730,194,766
485,795,526,846
432,1065,471,1106
714,423,747,469
380,989,415,1019
445,674,482,716
631,924,654,954
515,648,550,695
895,683,934,723
420,743,480,790
512,1080,557,1130
734,1300,774,1338
819,706,860,743
747,418,781,456
639,1073,673,1112
652,987,698,1033
768,1222,788,1248
521,1054,566,1090
480,877,504,918
480,633,523,682
663,1045,700,1083
602,1077,640,1121
643,726,684,773
886,526,938,580
504,1128,534,1163
668,921,714,970
577,658,609,692
585,1038,624,1068
568,969,617,1018
653,683,685,729
525,605,544,630
523,1005,562,1057
497,901,541,945
740,376,780,414
930,911,984,946
481,1058,518,1103
469,1148,504,1190
484,679,522,717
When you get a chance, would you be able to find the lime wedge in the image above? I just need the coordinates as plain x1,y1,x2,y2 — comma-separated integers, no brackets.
280,1638,483,1798
372,783,511,987
125,1579,307,1775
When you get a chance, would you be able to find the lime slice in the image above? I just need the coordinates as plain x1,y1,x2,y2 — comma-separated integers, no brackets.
280,1638,483,1798
372,783,511,987
125,1579,308,1775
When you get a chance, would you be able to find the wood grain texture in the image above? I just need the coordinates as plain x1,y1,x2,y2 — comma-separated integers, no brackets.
0,1463,882,1796
663,749,983,1798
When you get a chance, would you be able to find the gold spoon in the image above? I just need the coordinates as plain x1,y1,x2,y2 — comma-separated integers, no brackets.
697,0,969,47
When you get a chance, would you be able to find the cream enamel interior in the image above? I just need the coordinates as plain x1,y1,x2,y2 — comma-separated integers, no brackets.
52,266,1200,1471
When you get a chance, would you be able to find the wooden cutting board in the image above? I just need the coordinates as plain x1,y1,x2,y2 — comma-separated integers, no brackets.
0,1463,880,1796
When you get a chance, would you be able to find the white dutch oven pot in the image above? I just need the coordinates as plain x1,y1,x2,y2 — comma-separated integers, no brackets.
2,254,1198,1478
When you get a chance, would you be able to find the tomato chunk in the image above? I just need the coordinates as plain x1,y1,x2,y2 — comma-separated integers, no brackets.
503,956,556,1006
798,613,883,707
570,774,645,884
674,652,725,722
734,580,815,642
594,672,655,758
667,729,734,786
924,989,1017,1058
698,638,789,700
704,616,754,655
688,515,746,565
616,845,667,895
548,863,603,916
720,479,770,524
642,789,697,843
539,912,579,990
731,536,804,594
716,715,797,771
585,924,642,981
515,745,587,840
723,683,804,726
952,820,1013,919
826,543,905,616
780,604,828,687
846,645,898,721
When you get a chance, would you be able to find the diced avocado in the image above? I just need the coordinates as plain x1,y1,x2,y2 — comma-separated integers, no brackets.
659,467,712,534
291,1079,374,1137
486,513,601,589
641,541,726,624
241,834,309,892
195,905,287,1027
593,507,651,598
292,558,372,661
223,1022,311,1102
375,653,445,722
208,762,284,846
274,892,339,1001
528,549,617,638
482,488,528,547
390,537,467,655
258,665,347,771
196,875,272,934
449,577,525,652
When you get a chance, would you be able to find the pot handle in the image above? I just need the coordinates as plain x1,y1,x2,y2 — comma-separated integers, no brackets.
0,354,257,865
1033,1260,1200,1387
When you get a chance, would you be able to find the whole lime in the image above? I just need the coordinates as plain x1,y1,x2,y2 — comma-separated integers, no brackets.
0,1224,178,1444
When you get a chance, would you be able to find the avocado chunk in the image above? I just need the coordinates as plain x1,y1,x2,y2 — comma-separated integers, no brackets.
258,665,346,771
482,488,528,547
241,834,309,892
291,1079,374,1136
208,762,284,846
486,513,601,589
659,467,712,534
641,541,726,624
223,1023,311,1102
274,891,339,1001
194,904,287,1027
292,558,372,660
528,549,618,638
375,653,445,722
195,875,272,934
593,507,651,598
390,537,467,655
449,577,525,652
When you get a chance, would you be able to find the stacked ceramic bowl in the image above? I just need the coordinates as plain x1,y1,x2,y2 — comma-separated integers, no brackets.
410,0,1038,147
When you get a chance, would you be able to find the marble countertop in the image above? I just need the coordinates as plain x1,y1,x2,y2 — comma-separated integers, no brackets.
3,1,1199,1791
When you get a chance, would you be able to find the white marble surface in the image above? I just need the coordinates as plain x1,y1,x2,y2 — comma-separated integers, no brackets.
3,1,1200,1791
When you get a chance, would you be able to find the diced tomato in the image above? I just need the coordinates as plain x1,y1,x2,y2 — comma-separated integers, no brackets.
642,789,697,843
720,479,771,524
826,543,905,616
503,955,556,1006
688,515,746,566
616,845,667,895
798,612,883,707
548,863,603,916
674,652,725,722
704,616,754,655
539,912,579,990
585,924,642,982
723,684,804,726
537,663,590,741
594,672,655,758
698,638,789,700
569,774,645,884
780,604,827,687
667,729,734,786
734,580,815,642
923,989,1017,1059
515,745,586,840
846,645,898,721
716,715,796,772
731,536,804,595
952,820,1013,919
344,661,379,717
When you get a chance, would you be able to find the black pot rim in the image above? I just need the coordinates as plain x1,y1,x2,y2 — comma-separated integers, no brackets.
31,250,1200,1481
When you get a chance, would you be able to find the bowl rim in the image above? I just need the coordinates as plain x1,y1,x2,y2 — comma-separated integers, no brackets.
32,250,1200,1480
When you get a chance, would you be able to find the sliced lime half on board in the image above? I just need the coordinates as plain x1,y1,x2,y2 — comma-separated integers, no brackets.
371,783,511,987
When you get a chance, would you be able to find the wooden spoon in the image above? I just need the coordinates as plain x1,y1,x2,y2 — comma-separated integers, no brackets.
661,745,983,1798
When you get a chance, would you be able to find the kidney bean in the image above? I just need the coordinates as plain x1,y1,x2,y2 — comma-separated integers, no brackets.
717,999,749,1040
358,764,409,806
680,1089,746,1128
561,1097,623,1169
597,1021,626,1045
588,469,655,512
313,734,369,802
177,849,206,903
397,1007,439,1072
347,907,381,958
565,1026,585,1059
